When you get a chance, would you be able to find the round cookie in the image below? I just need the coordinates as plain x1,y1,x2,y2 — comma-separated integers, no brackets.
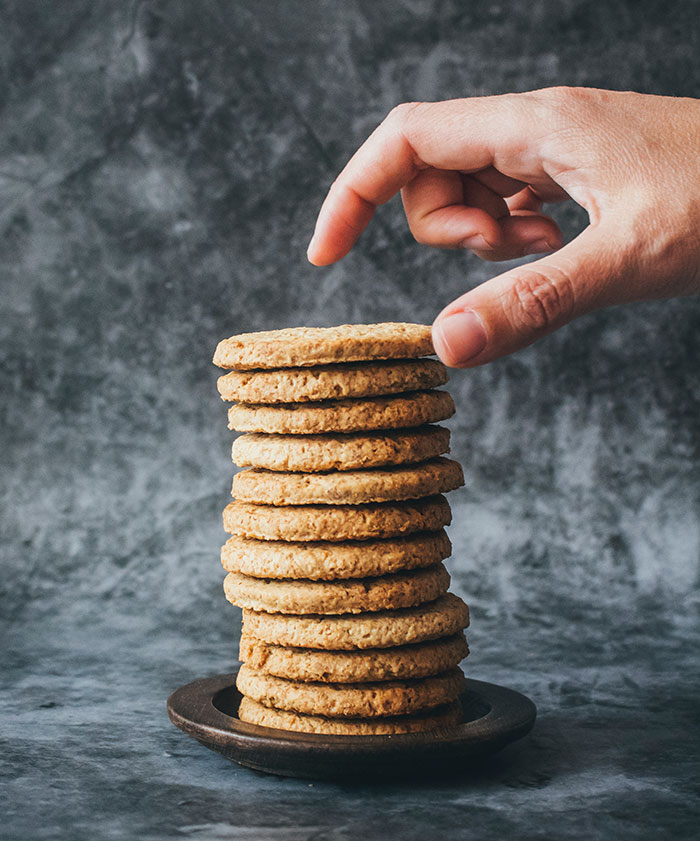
237,697,463,735
241,592,470,650
239,632,469,683
223,564,450,615
236,664,465,717
231,457,464,506
213,322,434,370
218,358,447,404
231,425,450,473
222,495,451,542
220,530,452,580
227,390,455,434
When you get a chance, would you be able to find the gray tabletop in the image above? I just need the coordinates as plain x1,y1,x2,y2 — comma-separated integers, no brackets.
5,594,700,840
2,2,700,839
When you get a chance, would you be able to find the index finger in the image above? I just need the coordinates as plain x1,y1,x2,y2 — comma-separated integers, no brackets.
306,95,552,266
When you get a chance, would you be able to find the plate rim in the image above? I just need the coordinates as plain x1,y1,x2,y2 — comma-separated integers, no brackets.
167,670,536,754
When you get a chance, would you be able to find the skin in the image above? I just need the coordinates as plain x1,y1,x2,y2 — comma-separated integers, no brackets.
306,87,700,367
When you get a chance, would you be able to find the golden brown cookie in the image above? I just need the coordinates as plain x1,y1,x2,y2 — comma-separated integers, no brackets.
231,426,450,473
236,664,465,717
222,495,451,542
237,697,463,735
239,632,469,683
241,592,470,650
223,564,450,615
231,457,464,506
227,390,455,434
220,530,452,580
213,323,434,370
217,358,447,404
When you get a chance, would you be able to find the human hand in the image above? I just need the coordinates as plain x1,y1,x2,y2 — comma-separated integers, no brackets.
307,88,700,366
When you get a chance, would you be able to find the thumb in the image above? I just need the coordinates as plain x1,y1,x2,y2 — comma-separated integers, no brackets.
432,228,626,367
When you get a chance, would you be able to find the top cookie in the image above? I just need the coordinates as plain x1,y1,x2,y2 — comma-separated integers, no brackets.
213,323,434,370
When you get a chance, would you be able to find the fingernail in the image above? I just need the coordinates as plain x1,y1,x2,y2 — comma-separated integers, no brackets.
522,239,553,256
460,234,491,250
433,310,487,366
306,233,318,261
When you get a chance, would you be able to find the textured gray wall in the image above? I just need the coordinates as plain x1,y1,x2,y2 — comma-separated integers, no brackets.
2,2,700,838
2,0,698,624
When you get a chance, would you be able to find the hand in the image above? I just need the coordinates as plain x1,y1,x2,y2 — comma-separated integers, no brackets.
307,88,700,366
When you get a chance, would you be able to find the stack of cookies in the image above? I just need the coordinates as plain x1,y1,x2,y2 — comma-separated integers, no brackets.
213,323,471,735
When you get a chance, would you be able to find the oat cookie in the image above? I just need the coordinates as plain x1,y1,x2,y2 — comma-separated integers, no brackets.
223,563,450,615
222,495,451,542
236,664,465,717
239,632,469,683
237,697,463,735
218,358,447,404
227,390,455,434
231,426,450,473
241,592,470,650
231,457,464,506
220,530,452,580
213,323,434,370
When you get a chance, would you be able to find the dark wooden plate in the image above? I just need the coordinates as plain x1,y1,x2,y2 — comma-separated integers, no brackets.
167,670,536,780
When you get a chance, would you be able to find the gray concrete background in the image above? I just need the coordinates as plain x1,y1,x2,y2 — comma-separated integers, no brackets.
2,2,699,839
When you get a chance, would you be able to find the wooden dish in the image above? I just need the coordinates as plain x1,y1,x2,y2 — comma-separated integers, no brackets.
167,670,536,780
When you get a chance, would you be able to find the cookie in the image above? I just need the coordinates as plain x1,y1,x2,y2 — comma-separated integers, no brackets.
231,426,450,473
231,457,464,506
223,564,450,615
220,530,452,580
236,664,465,717
218,358,447,404
241,592,470,650
227,390,455,435
222,495,451,542
239,632,469,683
213,323,434,370
237,697,463,735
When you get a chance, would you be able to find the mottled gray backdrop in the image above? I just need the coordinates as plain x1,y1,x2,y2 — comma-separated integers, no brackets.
2,2,699,840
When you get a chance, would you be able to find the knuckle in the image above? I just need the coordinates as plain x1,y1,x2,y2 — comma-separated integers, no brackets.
529,86,593,126
538,85,584,107
408,221,431,246
503,268,576,333
494,91,523,113
388,100,425,128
